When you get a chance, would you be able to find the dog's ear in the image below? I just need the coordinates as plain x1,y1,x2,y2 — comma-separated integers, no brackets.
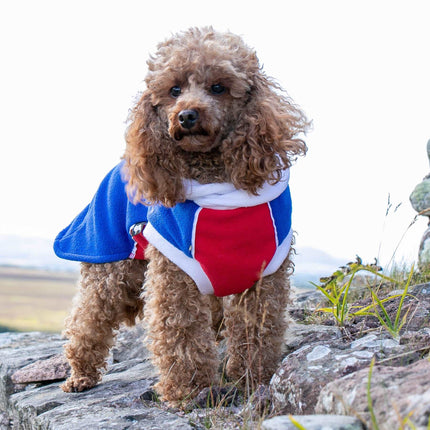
123,91,185,207
222,73,309,194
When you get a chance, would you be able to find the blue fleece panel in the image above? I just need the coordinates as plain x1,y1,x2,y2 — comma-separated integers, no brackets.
268,186,292,243
147,202,199,258
54,162,149,263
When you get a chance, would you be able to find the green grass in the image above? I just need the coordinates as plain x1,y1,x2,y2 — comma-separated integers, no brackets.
312,256,422,339
0,266,78,332
351,266,415,339
312,257,401,326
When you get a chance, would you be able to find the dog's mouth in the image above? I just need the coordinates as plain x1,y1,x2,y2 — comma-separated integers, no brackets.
173,129,210,142
171,127,219,152
175,131,219,152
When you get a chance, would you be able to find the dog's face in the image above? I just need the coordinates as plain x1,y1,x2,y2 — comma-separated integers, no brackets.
145,28,259,153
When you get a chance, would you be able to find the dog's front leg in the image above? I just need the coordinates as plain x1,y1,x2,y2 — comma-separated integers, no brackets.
61,260,145,392
143,245,218,406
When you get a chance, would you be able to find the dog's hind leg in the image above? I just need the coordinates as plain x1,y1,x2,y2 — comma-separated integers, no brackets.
223,258,292,392
61,259,146,392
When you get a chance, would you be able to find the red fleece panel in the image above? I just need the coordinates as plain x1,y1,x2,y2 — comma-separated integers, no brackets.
132,233,148,259
194,204,277,297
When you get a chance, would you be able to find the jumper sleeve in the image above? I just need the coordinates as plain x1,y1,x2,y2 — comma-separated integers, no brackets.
53,162,148,263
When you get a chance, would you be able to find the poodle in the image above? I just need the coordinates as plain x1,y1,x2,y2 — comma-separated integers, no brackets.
54,27,308,406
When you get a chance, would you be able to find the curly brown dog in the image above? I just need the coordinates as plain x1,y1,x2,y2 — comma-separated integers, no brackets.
56,27,308,406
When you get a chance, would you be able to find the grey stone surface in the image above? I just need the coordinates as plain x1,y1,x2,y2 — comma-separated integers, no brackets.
270,281,430,426
2,282,430,429
0,411,10,430
270,332,407,415
262,414,364,430
0,329,195,430
410,282,430,295
36,403,192,430
0,332,65,413
283,322,342,355
316,359,430,430
291,289,326,310
9,362,191,430
11,354,69,384
111,324,149,363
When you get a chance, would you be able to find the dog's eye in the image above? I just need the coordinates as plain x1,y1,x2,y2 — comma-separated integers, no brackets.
210,84,226,95
170,86,181,98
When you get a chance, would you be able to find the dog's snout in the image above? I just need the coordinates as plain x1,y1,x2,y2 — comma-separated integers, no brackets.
178,109,199,129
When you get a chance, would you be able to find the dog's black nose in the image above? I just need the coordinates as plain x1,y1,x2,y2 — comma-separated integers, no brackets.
178,109,199,129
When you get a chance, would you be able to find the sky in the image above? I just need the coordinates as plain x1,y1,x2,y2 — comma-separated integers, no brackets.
1,0,429,269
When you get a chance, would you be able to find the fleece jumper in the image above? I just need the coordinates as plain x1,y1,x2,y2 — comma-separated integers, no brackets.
54,161,293,297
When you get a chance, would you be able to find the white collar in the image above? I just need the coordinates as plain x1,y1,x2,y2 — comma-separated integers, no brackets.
183,169,290,210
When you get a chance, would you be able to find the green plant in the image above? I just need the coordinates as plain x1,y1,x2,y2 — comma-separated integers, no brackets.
313,256,398,326
351,266,415,339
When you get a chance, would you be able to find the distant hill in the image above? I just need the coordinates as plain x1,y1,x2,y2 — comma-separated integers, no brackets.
0,234,79,272
0,234,344,287
292,246,345,288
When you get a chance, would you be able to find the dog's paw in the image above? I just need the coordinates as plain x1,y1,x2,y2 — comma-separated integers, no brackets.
60,375,98,393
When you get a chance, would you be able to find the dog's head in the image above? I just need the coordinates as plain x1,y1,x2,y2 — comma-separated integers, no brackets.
144,28,259,154
124,27,309,207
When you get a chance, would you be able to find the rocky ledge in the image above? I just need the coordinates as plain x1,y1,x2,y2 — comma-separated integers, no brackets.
1,283,430,429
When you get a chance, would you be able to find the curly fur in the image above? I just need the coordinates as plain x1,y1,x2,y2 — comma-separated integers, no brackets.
62,27,308,406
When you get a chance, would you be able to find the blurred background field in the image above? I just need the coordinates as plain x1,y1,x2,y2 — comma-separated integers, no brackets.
0,234,338,333
0,263,314,333
0,266,78,332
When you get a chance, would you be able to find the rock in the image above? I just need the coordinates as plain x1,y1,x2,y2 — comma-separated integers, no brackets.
0,329,194,429
111,324,148,363
419,226,430,269
0,332,65,412
410,179,430,214
271,284,430,416
409,138,430,267
411,282,430,295
316,359,430,430
2,282,430,428
262,414,364,430
35,402,192,430
283,322,342,355
8,361,193,430
291,289,326,310
11,354,70,384
0,411,10,430
270,332,407,414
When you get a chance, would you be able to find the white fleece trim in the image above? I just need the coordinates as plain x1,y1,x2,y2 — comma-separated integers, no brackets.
183,169,290,210
263,228,293,276
191,207,202,259
143,221,214,295
267,203,279,248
